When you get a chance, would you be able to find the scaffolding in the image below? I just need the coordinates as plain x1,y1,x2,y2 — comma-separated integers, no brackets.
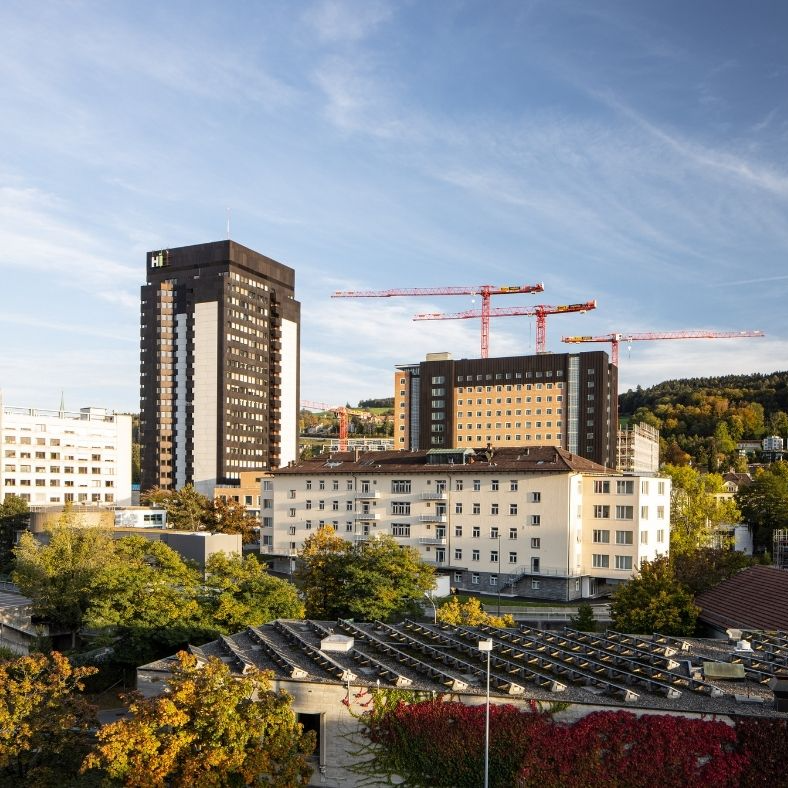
616,422,660,473
774,530,788,570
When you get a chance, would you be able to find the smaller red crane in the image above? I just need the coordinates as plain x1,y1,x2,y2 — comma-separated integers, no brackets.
301,401,351,451
562,330,765,366
414,301,596,354
332,283,545,358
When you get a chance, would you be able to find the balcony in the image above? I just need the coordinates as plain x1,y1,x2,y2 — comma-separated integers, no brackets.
418,536,447,545
419,491,447,500
355,490,380,500
418,513,447,523
355,511,380,521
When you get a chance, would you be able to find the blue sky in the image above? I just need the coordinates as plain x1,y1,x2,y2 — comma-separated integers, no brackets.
1,0,787,412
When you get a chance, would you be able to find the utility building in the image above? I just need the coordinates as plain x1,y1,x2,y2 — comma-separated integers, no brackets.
394,350,617,469
140,241,300,495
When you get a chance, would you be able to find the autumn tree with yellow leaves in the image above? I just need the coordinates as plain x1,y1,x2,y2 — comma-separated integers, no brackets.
82,651,315,787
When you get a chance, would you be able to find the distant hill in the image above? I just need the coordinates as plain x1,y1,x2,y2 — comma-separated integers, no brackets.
619,371,788,469
357,397,394,409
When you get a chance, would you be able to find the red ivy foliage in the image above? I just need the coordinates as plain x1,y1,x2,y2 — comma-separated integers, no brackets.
518,711,745,788
360,700,754,788
734,716,788,788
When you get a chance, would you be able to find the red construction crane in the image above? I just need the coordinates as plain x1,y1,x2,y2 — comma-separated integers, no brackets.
301,401,351,451
562,330,765,366
332,283,545,358
414,301,596,355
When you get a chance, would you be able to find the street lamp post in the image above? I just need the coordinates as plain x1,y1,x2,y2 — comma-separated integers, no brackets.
424,591,437,624
478,638,493,788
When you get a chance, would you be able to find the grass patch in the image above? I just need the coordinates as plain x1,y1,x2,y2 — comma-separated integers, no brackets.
449,593,583,608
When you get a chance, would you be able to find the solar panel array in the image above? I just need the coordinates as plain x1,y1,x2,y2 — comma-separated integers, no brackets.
731,630,788,681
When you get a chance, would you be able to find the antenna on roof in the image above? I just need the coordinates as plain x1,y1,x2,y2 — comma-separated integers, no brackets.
226,207,231,240
59,390,65,417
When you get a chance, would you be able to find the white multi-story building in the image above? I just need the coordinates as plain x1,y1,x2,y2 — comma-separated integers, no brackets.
265,446,670,601
0,395,132,507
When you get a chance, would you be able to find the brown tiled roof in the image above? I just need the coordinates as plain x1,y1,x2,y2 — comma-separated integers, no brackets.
275,446,611,476
696,565,788,630
723,472,752,487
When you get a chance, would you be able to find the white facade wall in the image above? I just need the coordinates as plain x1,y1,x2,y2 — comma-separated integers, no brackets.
278,317,299,468
192,301,218,496
268,465,670,596
0,400,132,506
580,475,671,581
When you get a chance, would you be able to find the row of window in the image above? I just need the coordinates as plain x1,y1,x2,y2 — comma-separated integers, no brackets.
299,479,542,495
8,493,115,503
593,479,666,495
3,479,113,487
592,554,633,570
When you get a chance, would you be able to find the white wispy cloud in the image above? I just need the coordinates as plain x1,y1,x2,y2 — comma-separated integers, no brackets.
0,185,139,304
304,0,394,43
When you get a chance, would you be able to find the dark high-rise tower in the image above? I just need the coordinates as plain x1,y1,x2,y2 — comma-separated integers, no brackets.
140,241,300,494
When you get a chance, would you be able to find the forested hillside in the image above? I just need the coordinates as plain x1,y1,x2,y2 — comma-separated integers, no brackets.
619,371,788,470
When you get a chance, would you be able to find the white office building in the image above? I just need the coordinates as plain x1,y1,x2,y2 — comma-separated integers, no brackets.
265,446,670,601
0,395,132,507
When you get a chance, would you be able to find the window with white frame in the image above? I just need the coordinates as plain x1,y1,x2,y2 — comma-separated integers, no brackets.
454,548,462,561
615,530,633,545
615,555,633,570
592,553,609,568
509,527,518,539
472,573,479,584
531,579,541,590
391,523,410,537
489,575,497,586
615,505,634,520
616,480,634,494
593,480,610,494
593,529,610,543
472,549,480,561
509,551,517,563
509,503,518,516
594,505,610,519
530,537,540,549
530,515,541,526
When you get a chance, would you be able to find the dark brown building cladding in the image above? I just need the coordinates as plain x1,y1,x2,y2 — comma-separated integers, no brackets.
401,350,617,468
140,240,300,493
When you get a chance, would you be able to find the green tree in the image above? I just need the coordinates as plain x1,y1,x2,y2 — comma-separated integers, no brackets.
202,553,304,633
86,536,206,665
142,484,213,531
296,527,435,621
343,535,436,621
736,461,788,549
436,596,515,628
295,526,353,619
12,525,115,645
662,465,740,555
0,494,28,570
610,556,698,636
569,602,597,632
82,651,314,787
207,497,259,544
671,547,759,596
0,651,98,785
